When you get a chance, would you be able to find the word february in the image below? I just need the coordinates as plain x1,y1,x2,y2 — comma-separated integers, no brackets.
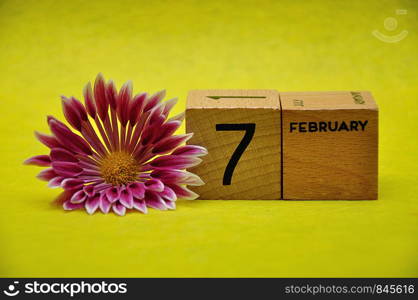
289,120,369,133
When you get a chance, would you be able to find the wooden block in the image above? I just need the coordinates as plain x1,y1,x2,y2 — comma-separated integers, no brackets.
186,90,281,200
281,91,378,200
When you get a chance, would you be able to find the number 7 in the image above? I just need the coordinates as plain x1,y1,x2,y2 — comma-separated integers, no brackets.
215,123,256,185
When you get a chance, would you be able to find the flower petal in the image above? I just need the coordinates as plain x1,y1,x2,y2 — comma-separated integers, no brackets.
62,96,82,131
83,81,96,118
162,97,178,116
35,131,62,149
85,194,100,215
106,79,118,109
179,172,204,186
167,111,185,123
144,90,165,112
133,199,147,213
128,182,145,199
24,155,51,167
166,183,199,200
61,178,84,190
94,73,109,120
70,189,87,204
116,80,132,126
112,202,126,216
145,191,167,210
152,169,203,186
99,193,111,213
153,120,181,141
50,148,78,162
52,161,83,177
144,179,164,192
129,93,147,124
171,145,208,157
119,187,134,209
160,185,177,202
48,176,65,188
152,134,193,155
106,186,120,203
37,168,57,181
70,97,88,121
49,118,92,155
83,185,95,197
164,200,176,210
149,155,202,169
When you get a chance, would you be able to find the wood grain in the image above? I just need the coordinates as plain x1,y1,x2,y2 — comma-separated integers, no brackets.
281,91,378,200
186,90,281,200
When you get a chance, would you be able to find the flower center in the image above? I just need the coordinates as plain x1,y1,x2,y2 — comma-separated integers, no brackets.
100,151,139,186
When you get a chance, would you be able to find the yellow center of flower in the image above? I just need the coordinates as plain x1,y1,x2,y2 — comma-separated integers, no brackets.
100,151,139,186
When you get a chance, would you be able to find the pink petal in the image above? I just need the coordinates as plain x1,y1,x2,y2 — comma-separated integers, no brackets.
116,80,132,126
83,82,96,118
50,148,78,162
151,169,186,181
128,182,145,199
129,93,147,124
164,200,176,210
171,145,208,157
167,112,185,123
153,170,202,185
70,189,87,204
85,194,100,215
149,155,202,169
152,134,193,155
94,73,109,120
61,178,84,190
71,97,88,121
133,199,147,213
106,79,118,109
49,119,92,155
48,176,65,188
140,123,159,145
112,202,126,216
63,200,84,211
144,90,165,112
144,179,164,192
166,183,199,200
149,107,166,126
37,168,57,181
119,187,134,209
106,186,120,203
52,161,83,177
99,193,111,213
35,131,62,149
153,120,181,141
24,155,51,167
83,185,95,197
62,96,82,131
160,185,177,202
179,172,204,186
162,97,178,116
145,191,167,210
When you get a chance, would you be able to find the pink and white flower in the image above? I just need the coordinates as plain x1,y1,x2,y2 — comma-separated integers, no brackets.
25,74,206,215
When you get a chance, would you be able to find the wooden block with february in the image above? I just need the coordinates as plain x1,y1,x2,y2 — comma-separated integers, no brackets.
186,90,281,200
281,91,378,200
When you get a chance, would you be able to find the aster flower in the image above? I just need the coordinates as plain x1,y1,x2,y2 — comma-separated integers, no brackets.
25,74,207,216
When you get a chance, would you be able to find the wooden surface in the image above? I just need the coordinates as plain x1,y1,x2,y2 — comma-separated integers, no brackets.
186,90,281,199
281,91,378,200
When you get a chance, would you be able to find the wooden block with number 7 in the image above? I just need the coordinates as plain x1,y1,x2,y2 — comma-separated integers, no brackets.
186,90,281,200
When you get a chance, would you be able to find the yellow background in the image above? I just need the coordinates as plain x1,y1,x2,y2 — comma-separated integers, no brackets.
0,0,417,277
